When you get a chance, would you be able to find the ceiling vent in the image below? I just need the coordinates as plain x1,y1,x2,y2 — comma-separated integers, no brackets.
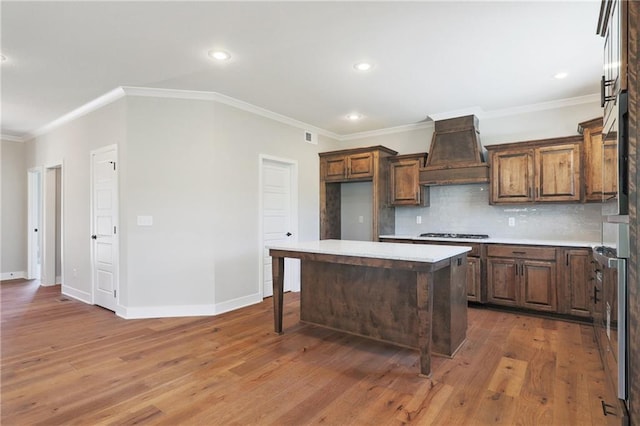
419,115,489,186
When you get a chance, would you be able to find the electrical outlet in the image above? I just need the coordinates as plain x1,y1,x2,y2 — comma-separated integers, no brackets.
416,216,422,224
508,217,515,227
358,215,364,223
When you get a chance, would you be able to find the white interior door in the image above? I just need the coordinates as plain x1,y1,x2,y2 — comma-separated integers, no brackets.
27,168,42,280
91,146,118,311
260,157,299,298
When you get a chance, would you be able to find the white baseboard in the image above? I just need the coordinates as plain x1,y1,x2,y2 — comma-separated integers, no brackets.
61,285,92,304
214,292,263,315
119,304,217,319
117,292,263,320
0,271,26,281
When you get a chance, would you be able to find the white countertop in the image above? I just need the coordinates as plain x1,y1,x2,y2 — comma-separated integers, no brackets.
267,239,471,263
379,234,599,248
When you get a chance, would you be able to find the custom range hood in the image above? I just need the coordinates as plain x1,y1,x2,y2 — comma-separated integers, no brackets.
419,115,489,185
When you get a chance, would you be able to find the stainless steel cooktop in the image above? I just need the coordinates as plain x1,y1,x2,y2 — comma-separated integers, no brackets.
419,233,490,239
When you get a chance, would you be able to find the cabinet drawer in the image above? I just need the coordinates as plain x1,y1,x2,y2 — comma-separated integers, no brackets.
487,245,556,260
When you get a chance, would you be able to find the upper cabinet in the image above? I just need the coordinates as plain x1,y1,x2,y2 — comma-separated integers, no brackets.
322,151,375,182
579,117,617,202
388,153,429,206
487,136,582,204
319,146,398,241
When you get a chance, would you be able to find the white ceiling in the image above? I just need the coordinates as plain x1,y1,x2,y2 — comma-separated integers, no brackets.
1,1,604,140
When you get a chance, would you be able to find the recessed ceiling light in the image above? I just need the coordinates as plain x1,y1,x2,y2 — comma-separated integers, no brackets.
354,62,373,72
208,50,231,61
554,71,568,79
347,113,362,121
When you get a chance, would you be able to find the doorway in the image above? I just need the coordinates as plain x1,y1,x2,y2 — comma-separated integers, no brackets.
259,155,299,298
27,168,42,280
90,145,119,312
41,165,63,286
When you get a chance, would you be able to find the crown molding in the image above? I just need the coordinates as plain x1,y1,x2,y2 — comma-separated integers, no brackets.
121,86,342,140
339,121,434,141
17,86,600,143
1,134,24,142
27,87,126,140
481,93,600,120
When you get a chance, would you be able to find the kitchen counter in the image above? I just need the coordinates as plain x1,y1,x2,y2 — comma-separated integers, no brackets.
379,234,599,248
268,239,469,377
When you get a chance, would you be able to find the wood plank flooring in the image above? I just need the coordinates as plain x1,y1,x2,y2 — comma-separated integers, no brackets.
1,279,614,425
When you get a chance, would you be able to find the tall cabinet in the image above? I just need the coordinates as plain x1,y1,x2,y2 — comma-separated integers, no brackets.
319,146,397,240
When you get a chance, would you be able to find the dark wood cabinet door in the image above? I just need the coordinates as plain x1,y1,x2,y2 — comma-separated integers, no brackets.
520,260,557,312
466,257,481,302
535,143,581,202
347,153,374,179
602,136,618,197
584,126,606,201
490,149,534,204
487,258,519,307
323,156,347,182
565,249,592,317
389,159,421,206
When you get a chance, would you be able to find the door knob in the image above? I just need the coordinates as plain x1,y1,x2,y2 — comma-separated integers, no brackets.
286,232,292,237
91,235,97,240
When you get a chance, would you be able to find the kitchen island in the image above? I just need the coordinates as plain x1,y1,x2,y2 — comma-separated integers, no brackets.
268,239,470,376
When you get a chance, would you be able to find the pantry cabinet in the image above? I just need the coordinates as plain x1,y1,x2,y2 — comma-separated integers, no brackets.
388,153,429,206
487,136,582,204
487,245,557,312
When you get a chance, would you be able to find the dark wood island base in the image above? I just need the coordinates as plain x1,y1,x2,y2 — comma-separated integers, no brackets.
269,240,469,377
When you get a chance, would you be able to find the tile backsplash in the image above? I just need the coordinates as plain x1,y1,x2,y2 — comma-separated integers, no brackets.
395,184,602,242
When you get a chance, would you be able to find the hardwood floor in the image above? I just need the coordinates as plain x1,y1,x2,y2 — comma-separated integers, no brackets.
1,279,614,425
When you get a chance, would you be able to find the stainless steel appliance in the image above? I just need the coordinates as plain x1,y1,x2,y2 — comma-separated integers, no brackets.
594,89,629,411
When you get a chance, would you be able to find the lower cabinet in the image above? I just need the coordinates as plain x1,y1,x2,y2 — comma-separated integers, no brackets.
379,239,593,318
487,245,557,312
466,257,482,302
562,248,593,317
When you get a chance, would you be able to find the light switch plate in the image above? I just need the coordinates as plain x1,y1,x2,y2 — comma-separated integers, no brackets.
137,215,153,226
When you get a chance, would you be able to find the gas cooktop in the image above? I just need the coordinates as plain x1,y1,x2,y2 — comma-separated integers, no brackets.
419,232,490,239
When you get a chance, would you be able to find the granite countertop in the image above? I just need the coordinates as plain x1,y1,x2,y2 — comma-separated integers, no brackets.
267,239,471,263
379,234,599,248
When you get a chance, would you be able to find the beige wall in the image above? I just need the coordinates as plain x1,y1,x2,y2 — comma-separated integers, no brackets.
23,99,127,301
1,139,27,277
123,95,336,311
20,92,340,317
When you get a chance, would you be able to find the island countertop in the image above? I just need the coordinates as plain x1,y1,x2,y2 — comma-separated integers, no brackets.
266,239,471,263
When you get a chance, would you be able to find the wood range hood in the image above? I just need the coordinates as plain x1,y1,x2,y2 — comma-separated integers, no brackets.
419,115,489,185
